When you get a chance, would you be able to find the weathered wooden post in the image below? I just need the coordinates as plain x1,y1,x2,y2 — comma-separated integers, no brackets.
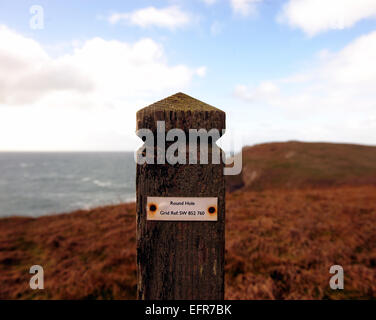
136,92,225,300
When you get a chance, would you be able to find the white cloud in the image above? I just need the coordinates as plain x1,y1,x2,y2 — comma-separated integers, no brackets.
278,0,376,36
230,0,263,17
0,26,93,105
235,30,376,110
195,66,207,77
108,6,190,30
234,30,376,144
0,25,201,105
0,25,205,151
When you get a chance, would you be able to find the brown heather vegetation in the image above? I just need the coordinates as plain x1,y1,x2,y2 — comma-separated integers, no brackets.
0,141,375,299
228,141,376,192
226,186,376,299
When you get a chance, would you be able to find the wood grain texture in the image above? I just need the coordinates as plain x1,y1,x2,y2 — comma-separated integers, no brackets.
136,92,226,300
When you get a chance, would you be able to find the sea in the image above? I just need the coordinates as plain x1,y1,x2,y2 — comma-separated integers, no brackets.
0,152,136,217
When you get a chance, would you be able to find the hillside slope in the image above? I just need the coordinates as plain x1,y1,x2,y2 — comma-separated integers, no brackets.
0,186,375,299
234,141,376,191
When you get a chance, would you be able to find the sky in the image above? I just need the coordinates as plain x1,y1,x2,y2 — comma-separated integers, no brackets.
0,0,375,151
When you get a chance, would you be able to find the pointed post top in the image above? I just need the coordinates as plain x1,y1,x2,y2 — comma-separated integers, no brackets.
136,92,225,133
138,92,222,113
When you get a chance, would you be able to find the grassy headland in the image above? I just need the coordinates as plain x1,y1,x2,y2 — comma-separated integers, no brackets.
1,142,375,299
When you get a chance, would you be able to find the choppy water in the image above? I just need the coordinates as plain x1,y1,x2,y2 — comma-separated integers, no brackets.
0,152,135,217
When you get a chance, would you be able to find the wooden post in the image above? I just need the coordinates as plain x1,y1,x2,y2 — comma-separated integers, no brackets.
136,92,225,300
